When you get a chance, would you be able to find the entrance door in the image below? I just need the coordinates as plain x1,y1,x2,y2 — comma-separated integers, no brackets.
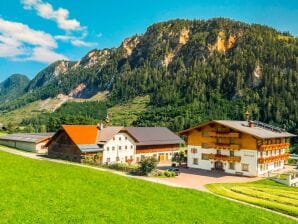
214,161,223,170
159,154,165,161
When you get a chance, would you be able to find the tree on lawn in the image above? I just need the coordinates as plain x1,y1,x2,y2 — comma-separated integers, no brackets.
172,150,187,165
138,157,158,176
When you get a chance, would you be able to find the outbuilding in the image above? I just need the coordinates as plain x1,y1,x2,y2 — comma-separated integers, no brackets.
0,133,54,153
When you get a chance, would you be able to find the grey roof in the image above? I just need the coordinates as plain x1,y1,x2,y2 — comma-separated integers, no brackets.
77,144,103,152
213,120,296,139
124,127,184,146
0,133,54,143
180,120,296,139
98,126,123,143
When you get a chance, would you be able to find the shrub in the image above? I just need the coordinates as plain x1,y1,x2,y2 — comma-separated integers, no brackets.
164,171,176,177
105,163,140,174
138,157,158,176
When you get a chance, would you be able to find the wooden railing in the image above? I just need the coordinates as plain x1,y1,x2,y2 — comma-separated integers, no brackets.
259,143,290,151
258,153,290,164
208,132,240,138
206,143,240,150
208,153,241,162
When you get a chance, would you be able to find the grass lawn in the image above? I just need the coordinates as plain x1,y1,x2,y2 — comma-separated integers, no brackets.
206,179,298,217
0,151,296,224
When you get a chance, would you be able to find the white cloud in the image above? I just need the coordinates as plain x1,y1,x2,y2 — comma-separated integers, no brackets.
0,18,56,47
55,35,97,47
0,18,67,63
21,0,84,32
28,46,68,63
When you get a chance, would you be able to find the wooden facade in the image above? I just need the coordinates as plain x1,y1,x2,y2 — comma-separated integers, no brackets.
136,144,180,154
47,130,102,163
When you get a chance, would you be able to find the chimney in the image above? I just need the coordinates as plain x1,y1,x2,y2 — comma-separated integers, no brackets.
248,120,255,128
245,111,250,122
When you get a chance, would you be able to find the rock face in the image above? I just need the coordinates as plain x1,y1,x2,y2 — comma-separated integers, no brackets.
208,31,236,53
252,64,262,87
121,36,140,57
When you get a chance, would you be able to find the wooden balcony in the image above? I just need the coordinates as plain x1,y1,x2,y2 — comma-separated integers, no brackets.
208,132,240,138
259,143,290,151
258,153,290,164
208,154,241,162
206,143,240,150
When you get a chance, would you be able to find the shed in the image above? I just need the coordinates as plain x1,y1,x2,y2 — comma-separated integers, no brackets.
0,133,54,153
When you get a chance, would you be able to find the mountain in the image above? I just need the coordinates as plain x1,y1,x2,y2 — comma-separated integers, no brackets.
1,18,297,132
0,74,30,103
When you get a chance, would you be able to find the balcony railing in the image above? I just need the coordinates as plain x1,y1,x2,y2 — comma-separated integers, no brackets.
208,132,240,138
259,143,290,151
208,153,241,162
258,153,290,164
206,143,240,150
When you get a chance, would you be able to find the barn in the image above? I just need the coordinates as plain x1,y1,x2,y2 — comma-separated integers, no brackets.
0,133,54,153
47,125,103,163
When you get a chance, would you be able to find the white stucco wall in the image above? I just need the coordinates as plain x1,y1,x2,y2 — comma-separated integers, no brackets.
187,145,258,176
102,133,136,164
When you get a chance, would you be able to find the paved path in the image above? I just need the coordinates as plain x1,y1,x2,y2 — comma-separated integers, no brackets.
0,146,297,221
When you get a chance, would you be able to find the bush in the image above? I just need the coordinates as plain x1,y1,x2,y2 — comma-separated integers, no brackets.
105,163,140,174
138,157,158,176
164,171,176,177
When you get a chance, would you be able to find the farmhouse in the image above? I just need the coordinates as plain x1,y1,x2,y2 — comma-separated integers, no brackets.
0,133,54,153
180,119,296,176
125,127,184,162
47,125,184,164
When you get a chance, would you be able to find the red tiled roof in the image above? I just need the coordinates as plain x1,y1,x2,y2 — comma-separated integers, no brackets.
62,125,99,144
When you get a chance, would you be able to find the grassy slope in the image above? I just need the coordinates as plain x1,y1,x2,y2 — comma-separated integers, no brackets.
0,101,43,125
0,151,295,224
206,179,298,217
108,96,150,126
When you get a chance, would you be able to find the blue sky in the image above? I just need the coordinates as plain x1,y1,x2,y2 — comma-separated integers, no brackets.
0,0,297,81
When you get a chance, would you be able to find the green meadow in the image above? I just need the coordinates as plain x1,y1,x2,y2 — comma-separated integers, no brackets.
207,179,298,217
0,150,295,224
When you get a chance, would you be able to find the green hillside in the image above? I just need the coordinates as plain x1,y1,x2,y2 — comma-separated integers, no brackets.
0,150,295,224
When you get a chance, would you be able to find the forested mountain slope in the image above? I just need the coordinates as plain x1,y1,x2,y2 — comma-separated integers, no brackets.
0,74,30,104
1,18,297,132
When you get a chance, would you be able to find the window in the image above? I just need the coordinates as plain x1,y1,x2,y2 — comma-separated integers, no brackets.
242,164,249,172
119,137,121,141
193,158,198,165
202,131,209,137
230,139,235,144
131,145,133,149
106,147,109,151
125,156,127,161
106,158,110,163
112,146,115,151
125,146,127,150
201,154,209,160
125,137,128,140
119,146,122,150
116,157,120,161
216,150,221,155
113,137,115,140
229,162,235,170
190,148,197,154
230,151,234,156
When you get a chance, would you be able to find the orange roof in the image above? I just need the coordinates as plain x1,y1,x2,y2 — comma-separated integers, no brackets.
62,125,99,144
